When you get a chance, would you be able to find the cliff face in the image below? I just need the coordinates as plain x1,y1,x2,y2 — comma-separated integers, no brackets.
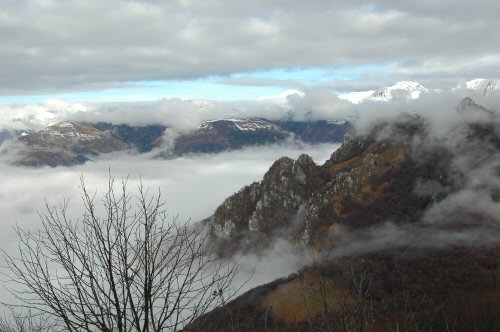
209,117,437,251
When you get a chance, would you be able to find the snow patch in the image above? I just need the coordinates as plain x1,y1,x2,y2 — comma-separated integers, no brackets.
465,78,500,95
338,81,428,104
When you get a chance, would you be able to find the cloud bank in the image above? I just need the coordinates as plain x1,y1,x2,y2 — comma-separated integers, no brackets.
0,142,336,297
1,0,500,93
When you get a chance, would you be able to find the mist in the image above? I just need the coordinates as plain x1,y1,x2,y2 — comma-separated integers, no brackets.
319,92,500,259
0,141,339,306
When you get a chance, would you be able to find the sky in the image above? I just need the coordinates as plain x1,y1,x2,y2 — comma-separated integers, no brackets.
1,0,499,103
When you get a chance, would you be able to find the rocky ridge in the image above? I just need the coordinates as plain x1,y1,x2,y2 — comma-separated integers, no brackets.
209,117,429,251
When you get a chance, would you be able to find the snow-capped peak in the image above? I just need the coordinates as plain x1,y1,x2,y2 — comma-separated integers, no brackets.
339,81,427,104
465,78,500,95
200,118,281,132
38,121,102,140
466,78,487,90
57,121,77,128
372,81,427,101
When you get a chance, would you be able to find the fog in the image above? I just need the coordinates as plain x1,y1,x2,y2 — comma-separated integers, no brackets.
0,141,339,306
322,93,500,259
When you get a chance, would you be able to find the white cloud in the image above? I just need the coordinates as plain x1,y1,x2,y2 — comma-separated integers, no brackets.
0,141,337,306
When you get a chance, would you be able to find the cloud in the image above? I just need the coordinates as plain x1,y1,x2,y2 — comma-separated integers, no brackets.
1,0,500,94
392,56,500,81
328,222,500,259
0,141,336,246
0,140,337,306
0,99,93,130
0,98,235,132
234,238,311,294
326,94,500,257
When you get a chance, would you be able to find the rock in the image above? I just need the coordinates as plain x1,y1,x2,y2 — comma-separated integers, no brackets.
208,116,455,253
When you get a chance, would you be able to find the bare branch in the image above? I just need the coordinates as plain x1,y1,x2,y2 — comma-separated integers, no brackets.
2,175,241,332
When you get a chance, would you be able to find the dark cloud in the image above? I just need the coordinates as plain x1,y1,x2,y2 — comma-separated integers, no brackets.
1,0,499,94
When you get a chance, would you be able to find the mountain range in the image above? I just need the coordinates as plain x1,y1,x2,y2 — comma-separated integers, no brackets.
191,99,500,331
5,119,351,167
339,78,500,103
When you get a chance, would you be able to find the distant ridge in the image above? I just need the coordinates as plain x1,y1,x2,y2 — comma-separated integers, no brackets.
6,119,351,167
339,78,500,103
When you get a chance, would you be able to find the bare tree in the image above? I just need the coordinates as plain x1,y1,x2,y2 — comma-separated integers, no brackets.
0,308,55,332
2,176,240,331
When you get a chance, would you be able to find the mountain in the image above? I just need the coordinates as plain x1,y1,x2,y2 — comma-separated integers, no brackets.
196,100,500,330
172,119,351,155
465,78,500,95
12,121,130,167
208,100,499,252
171,118,289,155
339,81,428,104
371,81,427,101
9,121,168,167
456,96,495,115
273,119,349,143
7,119,351,167
339,78,500,104
208,116,435,252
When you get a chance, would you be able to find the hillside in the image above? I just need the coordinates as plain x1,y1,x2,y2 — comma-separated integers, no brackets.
192,247,500,331
196,100,500,331
13,121,130,167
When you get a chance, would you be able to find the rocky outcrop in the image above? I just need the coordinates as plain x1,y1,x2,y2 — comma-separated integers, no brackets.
211,155,314,241
209,111,500,252
456,96,493,115
208,120,431,251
